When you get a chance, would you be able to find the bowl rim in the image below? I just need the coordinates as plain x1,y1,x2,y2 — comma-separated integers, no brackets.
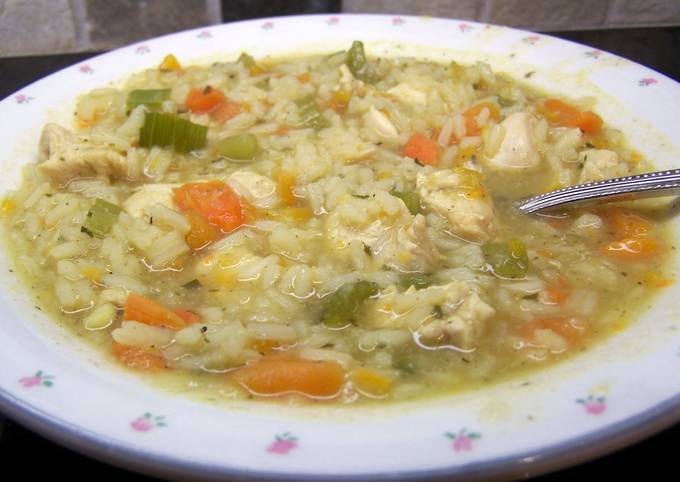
1,12,679,480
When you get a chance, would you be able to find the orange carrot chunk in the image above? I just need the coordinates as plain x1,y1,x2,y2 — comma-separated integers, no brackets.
463,102,501,136
232,355,345,398
186,86,226,114
211,99,242,123
183,209,221,250
542,99,603,133
112,341,166,370
174,309,202,324
173,181,245,234
401,133,440,166
602,236,661,261
123,293,185,330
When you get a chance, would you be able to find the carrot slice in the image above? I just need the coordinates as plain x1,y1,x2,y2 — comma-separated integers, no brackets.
542,99,603,133
112,341,166,370
232,355,345,398
186,86,226,114
184,209,221,250
602,236,661,261
124,293,185,330
401,133,440,165
601,208,653,239
463,102,501,136
521,318,587,346
211,99,241,123
174,308,202,324
174,181,244,233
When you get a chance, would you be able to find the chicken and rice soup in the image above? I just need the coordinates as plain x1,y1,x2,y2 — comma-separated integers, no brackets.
2,42,673,403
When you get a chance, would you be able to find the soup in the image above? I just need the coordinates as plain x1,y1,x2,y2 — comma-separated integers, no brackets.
2,42,673,403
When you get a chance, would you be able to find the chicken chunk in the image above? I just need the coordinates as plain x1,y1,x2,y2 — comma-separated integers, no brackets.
417,170,496,242
226,170,277,209
364,106,399,140
385,83,427,107
578,149,628,183
364,281,495,350
485,112,541,170
325,192,439,272
122,184,178,218
38,123,130,184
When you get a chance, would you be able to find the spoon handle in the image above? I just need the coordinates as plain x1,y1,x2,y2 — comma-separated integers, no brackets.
517,169,680,214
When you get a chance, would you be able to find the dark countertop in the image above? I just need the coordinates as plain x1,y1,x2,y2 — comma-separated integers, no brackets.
1,26,678,481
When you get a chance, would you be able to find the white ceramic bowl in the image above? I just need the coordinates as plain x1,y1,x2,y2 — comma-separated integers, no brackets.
1,14,679,481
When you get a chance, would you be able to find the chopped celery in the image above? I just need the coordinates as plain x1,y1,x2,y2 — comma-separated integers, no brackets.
399,274,432,290
482,239,529,279
321,281,379,329
82,198,122,238
126,89,170,110
216,134,259,161
390,190,422,215
346,40,378,83
238,52,256,68
138,112,207,153
295,95,329,130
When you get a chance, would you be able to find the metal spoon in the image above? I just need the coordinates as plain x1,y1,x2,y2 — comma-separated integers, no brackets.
517,168,680,214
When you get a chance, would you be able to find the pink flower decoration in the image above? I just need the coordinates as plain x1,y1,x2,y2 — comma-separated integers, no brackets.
261,21,274,31
638,78,658,87
458,23,473,33
577,394,607,415
522,35,541,45
326,16,340,25
197,30,212,39
135,45,150,54
392,17,406,26
130,412,167,432
14,93,33,104
19,370,53,388
445,428,481,452
267,432,298,454
78,64,94,74
584,50,603,59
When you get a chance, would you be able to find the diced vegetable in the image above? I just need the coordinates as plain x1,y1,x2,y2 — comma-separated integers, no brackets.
399,274,432,290
127,89,171,110
173,181,245,233
350,368,392,397
159,54,181,72
390,190,422,215
184,209,221,250
216,134,259,161
604,208,652,239
297,73,310,83
521,318,587,346
453,167,486,199
211,99,241,123
232,354,345,398
295,95,329,130
174,309,201,324
321,281,379,328
346,40,377,83
401,133,440,165
138,112,207,153
81,198,121,238
328,90,351,114
238,52,265,75
186,86,226,114
542,99,603,133
277,171,297,206
112,341,165,370
123,293,185,330
482,239,529,279
602,237,661,261
463,102,501,136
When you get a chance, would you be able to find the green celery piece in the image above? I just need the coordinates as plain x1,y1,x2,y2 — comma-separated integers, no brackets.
346,40,377,83
238,52,256,68
390,190,422,215
139,112,207,153
399,274,432,290
216,134,259,161
295,95,329,130
82,198,122,238
321,281,379,329
126,89,170,110
482,239,529,279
